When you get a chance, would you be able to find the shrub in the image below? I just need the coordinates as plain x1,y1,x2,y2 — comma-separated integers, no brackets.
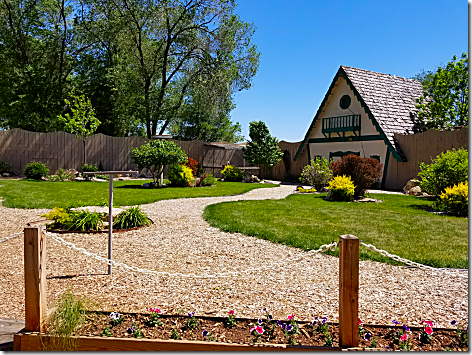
167,164,194,187
329,155,383,197
0,161,11,174
82,163,98,179
418,148,468,196
113,206,152,229
300,157,333,190
196,163,205,177
221,165,243,182
25,162,49,180
41,207,72,230
185,158,199,176
202,173,216,186
436,182,468,216
327,175,355,201
48,168,75,181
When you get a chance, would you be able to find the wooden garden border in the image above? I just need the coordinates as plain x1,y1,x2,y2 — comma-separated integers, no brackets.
14,226,360,351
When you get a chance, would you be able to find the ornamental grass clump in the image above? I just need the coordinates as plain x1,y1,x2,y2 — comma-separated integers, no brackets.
327,175,355,201
436,182,468,216
65,209,106,231
113,206,152,229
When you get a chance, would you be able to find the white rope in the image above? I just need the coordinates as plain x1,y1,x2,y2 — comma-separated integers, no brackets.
45,230,338,279
360,241,468,279
0,231,23,243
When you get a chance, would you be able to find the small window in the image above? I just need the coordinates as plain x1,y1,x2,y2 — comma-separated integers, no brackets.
339,95,351,109
370,155,380,162
329,151,359,162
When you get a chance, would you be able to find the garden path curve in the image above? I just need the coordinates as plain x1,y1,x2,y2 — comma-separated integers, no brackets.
0,183,467,330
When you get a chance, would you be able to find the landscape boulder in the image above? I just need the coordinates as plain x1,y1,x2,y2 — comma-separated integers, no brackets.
403,179,421,195
2,173,10,177
242,171,260,183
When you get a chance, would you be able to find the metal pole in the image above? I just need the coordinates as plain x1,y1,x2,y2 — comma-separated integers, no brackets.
108,174,113,275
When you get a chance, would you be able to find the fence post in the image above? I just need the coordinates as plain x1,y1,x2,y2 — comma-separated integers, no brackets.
339,234,359,348
24,226,47,332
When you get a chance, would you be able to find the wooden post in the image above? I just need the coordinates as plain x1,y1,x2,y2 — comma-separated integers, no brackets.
24,226,47,332
339,234,359,348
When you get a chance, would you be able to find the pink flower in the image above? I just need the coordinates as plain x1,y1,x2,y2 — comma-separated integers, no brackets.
400,334,408,341
156,309,161,314
423,320,434,327
425,326,433,335
255,326,264,334
149,308,154,312
228,310,234,315
358,318,362,325
287,314,294,320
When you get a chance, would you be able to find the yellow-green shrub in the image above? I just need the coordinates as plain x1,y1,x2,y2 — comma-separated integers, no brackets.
327,175,355,201
41,207,71,229
167,164,194,187
221,165,243,182
437,182,468,216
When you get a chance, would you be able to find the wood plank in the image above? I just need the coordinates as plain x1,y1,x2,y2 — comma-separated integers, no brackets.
24,226,47,332
14,332,344,351
338,235,359,348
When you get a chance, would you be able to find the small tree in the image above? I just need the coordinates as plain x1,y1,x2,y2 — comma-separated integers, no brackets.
300,157,333,190
58,89,100,164
242,121,283,168
131,140,187,184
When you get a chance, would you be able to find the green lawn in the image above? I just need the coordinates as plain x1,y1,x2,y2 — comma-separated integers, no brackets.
203,193,468,269
0,179,278,209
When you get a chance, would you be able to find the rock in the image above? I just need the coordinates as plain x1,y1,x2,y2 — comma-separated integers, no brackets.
67,169,78,175
408,185,422,196
356,197,382,203
242,171,260,183
326,190,333,201
403,179,420,194
2,173,10,177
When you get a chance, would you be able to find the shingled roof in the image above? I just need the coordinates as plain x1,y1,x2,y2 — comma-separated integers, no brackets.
295,65,424,162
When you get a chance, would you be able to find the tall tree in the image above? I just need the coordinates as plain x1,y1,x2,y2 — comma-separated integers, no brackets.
415,53,468,131
0,0,92,131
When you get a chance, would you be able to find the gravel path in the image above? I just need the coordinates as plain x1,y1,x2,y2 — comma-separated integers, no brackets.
0,184,467,329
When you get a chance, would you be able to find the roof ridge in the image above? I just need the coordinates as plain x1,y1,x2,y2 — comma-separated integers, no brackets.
340,65,421,83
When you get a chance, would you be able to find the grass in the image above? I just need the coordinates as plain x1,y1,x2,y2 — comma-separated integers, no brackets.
0,179,278,209
42,289,89,351
203,193,468,269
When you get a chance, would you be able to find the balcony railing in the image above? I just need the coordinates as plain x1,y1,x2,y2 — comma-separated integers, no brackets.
322,114,361,139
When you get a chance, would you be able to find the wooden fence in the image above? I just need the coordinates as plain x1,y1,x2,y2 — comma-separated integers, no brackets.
385,128,468,190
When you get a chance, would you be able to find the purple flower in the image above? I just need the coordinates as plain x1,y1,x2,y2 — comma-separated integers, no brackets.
403,324,410,332
364,332,372,341
268,315,273,320
451,320,457,326
286,324,293,332
127,325,135,333
322,317,327,324
277,320,282,326
257,319,263,325
281,323,286,330
202,330,209,337
392,320,400,325
262,308,267,313
188,312,195,317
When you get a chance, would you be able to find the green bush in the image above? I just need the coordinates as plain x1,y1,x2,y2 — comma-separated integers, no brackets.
41,207,72,230
202,173,216,186
300,157,333,190
221,165,243,182
327,175,355,201
168,164,194,187
25,162,49,180
113,206,152,229
436,182,468,216
0,162,11,174
65,209,106,231
418,148,468,196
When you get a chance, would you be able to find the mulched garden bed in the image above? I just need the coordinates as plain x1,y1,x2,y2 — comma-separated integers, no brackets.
76,311,468,351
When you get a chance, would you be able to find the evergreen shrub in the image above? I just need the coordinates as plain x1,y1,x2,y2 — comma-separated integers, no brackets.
168,164,194,187
221,165,243,182
25,162,49,180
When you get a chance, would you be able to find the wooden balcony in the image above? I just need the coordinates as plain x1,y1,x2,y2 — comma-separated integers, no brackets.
322,115,361,139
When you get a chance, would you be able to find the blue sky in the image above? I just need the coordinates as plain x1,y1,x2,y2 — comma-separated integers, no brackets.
230,0,468,142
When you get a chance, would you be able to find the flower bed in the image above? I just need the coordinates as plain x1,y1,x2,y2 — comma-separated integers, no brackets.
29,310,467,351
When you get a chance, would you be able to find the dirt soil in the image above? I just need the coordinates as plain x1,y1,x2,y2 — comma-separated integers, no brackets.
77,311,468,351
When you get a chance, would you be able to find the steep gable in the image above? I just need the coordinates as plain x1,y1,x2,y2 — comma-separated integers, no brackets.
295,66,424,162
